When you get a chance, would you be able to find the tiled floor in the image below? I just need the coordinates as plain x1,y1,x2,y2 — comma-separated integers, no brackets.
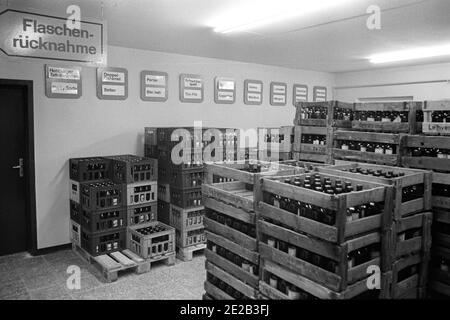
0,249,206,300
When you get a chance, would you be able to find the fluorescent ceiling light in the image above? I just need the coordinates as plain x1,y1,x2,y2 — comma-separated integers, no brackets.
210,0,354,34
369,45,450,64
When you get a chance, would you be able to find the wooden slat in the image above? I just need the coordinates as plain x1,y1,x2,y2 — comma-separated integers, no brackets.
333,149,399,166
344,215,382,238
399,198,426,217
110,251,136,267
202,184,254,212
346,232,380,252
204,281,234,300
94,254,122,271
334,130,400,144
204,217,257,251
203,197,254,223
347,258,380,285
122,249,144,263
258,281,290,300
206,231,258,264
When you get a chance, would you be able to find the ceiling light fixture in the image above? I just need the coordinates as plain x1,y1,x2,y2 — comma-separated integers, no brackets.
369,44,450,64
210,0,354,34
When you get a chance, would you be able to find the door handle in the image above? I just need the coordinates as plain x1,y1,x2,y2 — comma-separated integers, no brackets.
12,158,24,178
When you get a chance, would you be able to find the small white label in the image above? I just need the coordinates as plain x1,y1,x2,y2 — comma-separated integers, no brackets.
218,80,235,90
184,77,202,88
247,93,261,102
217,91,234,101
273,85,286,94
48,67,80,80
51,82,78,94
145,75,166,86
145,87,166,98
273,94,286,103
183,89,202,99
248,83,262,92
102,71,125,83
102,85,125,96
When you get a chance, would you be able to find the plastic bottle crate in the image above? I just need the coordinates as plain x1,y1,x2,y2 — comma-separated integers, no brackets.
351,102,422,134
144,127,157,146
169,167,204,189
80,227,126,257
69,157,111,182
176,227,206,248
157,200,171,225
106,155,157,184
258,172,394,244
127,181,157,206
127,222,175,259
70,219,81,247
80,181,126,211
127,203,158,226
422,100,450,135
318,162,432,220
70,200,81,224
81,207,127,233
170,186,203,209
294,101,354,128
401,135,450,173
169,204,204,232
333,130,403,166
157,183,171,203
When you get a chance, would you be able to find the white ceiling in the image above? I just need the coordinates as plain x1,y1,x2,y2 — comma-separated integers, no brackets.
6,0,450,73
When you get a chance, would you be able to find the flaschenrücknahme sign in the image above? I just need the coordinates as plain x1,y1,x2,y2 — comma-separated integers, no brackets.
0,9,106,65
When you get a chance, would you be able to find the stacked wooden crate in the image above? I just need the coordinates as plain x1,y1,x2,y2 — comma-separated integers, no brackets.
332,102,423,166
293,101,353,164
145,127,241,261
202,161,301,300
257,126,294,162
256,170,394,299
318,162,432,298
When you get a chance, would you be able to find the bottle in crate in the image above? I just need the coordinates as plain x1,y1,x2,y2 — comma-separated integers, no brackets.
127,202,158,227
127,222,175,260
106,154,157,184
80,227,126,256
127,181,157,206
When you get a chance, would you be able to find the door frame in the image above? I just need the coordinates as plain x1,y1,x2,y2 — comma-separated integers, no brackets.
0,79,37,255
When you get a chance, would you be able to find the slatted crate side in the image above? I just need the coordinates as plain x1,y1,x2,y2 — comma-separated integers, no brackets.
206,261,258,299
205,232,259,289
293,152,332,164
429,280,450,297
80,181,126,211
69,157,111,182
80,227,127,257
318,162,432,220
127,181,157,206
202,182,254,213
401,135,450,172
259,258,384,299
127,203,158,226
390,253,429,299
294,101,354,128
170,204,204,232
351,102,421,134
391,212,433,260
81,207,127,233
258,173,393,244
433,209,450,249
176,227,206,249
279,160,331,171
432,172,450,210
333,130,402,166
127,222,175,260
293,125,332,154
70,219,81,247
422,100,450,136
204,280,234,300
258,220,382,292
203,196,256,225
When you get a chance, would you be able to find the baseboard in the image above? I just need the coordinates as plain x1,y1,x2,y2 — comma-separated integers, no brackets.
31,243,72,256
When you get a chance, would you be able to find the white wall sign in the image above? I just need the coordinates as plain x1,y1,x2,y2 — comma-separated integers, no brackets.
141,71,168,102
97,67,128,100
215,77,235,104
293,84,308,105
244,80,263,105
180,74,203,103
270,82,287,106
45,64,82,99
0,8,107,65
314,86,327,102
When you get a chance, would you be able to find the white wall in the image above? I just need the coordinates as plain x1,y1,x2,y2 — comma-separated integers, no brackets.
0,45,335,249
334,62,450,102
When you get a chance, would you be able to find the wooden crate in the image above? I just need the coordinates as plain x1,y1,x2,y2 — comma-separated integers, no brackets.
389,253,429,299
294,101,354,128
433,209,450,249
259,258,387,299
259,219,384,292
401,135,450,173
351,102,422,134
257,126,294,153
429,246,450,297
205,261,258,299
127,222,176,260
390,212,432,260
333,130,402,166
422,100,450,135
205,231,259,289
432,173,450,210
317,162,432,220
258,172,394,244
293,126,333,164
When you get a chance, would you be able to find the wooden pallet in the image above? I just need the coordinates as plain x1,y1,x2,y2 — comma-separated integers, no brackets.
318,162,432,220
72,243,156,282
177,243,206,261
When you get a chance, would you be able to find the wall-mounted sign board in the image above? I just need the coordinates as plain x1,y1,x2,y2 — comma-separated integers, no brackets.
313,86,327,102
97,67,128,100
0,8,107,65
215,77,235,104
293,84,308,105
180,74,203,103
141,71,168,102
45,64,82,99
270,82,287,106
244,80,263,105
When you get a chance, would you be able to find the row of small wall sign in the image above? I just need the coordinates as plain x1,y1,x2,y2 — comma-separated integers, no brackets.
44,64,328,105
